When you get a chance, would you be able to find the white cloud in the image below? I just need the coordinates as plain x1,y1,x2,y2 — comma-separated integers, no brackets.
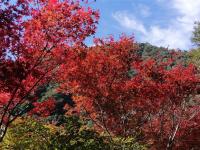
143,26,189,49
172,0,200,18
112,11,147,34
112,0,200,50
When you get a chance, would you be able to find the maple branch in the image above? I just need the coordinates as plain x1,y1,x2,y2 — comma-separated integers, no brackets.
0,45,55,141
94,98,114,145
166,122,180,150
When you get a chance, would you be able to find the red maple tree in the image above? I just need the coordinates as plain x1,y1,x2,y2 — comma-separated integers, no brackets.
62,36,200,149
0,0,99,141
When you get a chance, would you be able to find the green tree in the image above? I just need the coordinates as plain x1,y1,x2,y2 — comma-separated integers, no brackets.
188,22,200,68
192,22,200,47
188,49,200,68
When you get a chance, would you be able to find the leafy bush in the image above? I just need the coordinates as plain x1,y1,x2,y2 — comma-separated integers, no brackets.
48,116,110,150
0,116,147,150
0,117,51,150
0,116,109,150
109,136,146,150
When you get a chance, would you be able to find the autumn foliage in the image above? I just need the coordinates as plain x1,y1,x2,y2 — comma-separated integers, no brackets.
0,0,99,141
61,36,200,149
1,0,200,149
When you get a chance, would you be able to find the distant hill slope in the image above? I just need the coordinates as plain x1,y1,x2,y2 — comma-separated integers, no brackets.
137,42,189,65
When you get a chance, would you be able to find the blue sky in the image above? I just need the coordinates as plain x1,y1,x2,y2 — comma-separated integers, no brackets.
86,0,200,50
